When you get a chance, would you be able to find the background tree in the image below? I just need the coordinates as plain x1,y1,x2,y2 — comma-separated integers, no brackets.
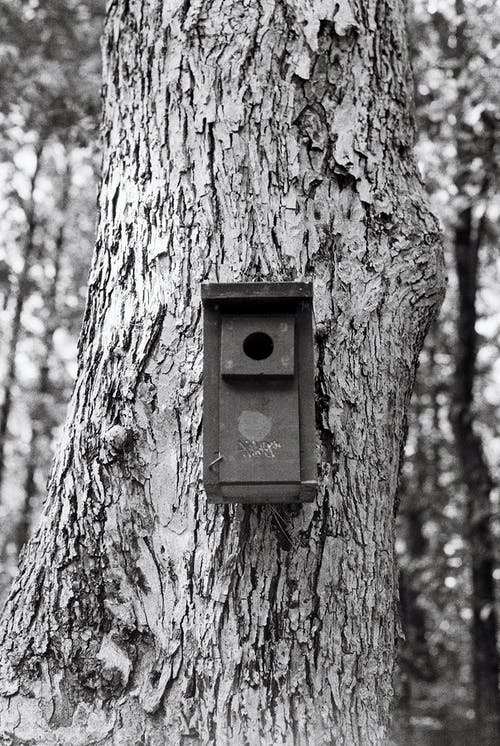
0,1,444,744
0,0,102,600
395,0,500,742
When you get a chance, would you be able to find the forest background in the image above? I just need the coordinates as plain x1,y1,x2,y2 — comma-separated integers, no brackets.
0,1,498,744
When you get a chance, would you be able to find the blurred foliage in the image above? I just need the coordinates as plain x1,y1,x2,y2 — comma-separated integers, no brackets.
394,0,500,743
0,0,102,143
0,0,103,603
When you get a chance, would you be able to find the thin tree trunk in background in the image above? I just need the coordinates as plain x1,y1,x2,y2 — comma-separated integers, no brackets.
398,384,436,725
0,3,445,744
14,431,36,558
13,158,71,557
404,508,432,682
451,204,500,745
451,3,500,741
0,143,44,498
398,504,430,737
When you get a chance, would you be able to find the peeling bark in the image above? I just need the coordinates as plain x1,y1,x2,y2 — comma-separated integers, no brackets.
0,2,444,745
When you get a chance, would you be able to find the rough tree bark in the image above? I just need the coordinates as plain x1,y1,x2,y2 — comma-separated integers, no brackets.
0,2,444,744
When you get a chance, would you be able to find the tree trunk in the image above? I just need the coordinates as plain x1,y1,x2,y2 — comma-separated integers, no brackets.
0,143,43,497
397,373,439,729
14,429,37,558
12,158,71,557
451,204,500,745
0,2,444,744
449,3,500,741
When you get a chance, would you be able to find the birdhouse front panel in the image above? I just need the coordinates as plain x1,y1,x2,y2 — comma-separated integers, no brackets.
202,282,317,504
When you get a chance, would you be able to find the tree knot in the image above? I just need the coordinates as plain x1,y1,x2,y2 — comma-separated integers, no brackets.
103,425,133,454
